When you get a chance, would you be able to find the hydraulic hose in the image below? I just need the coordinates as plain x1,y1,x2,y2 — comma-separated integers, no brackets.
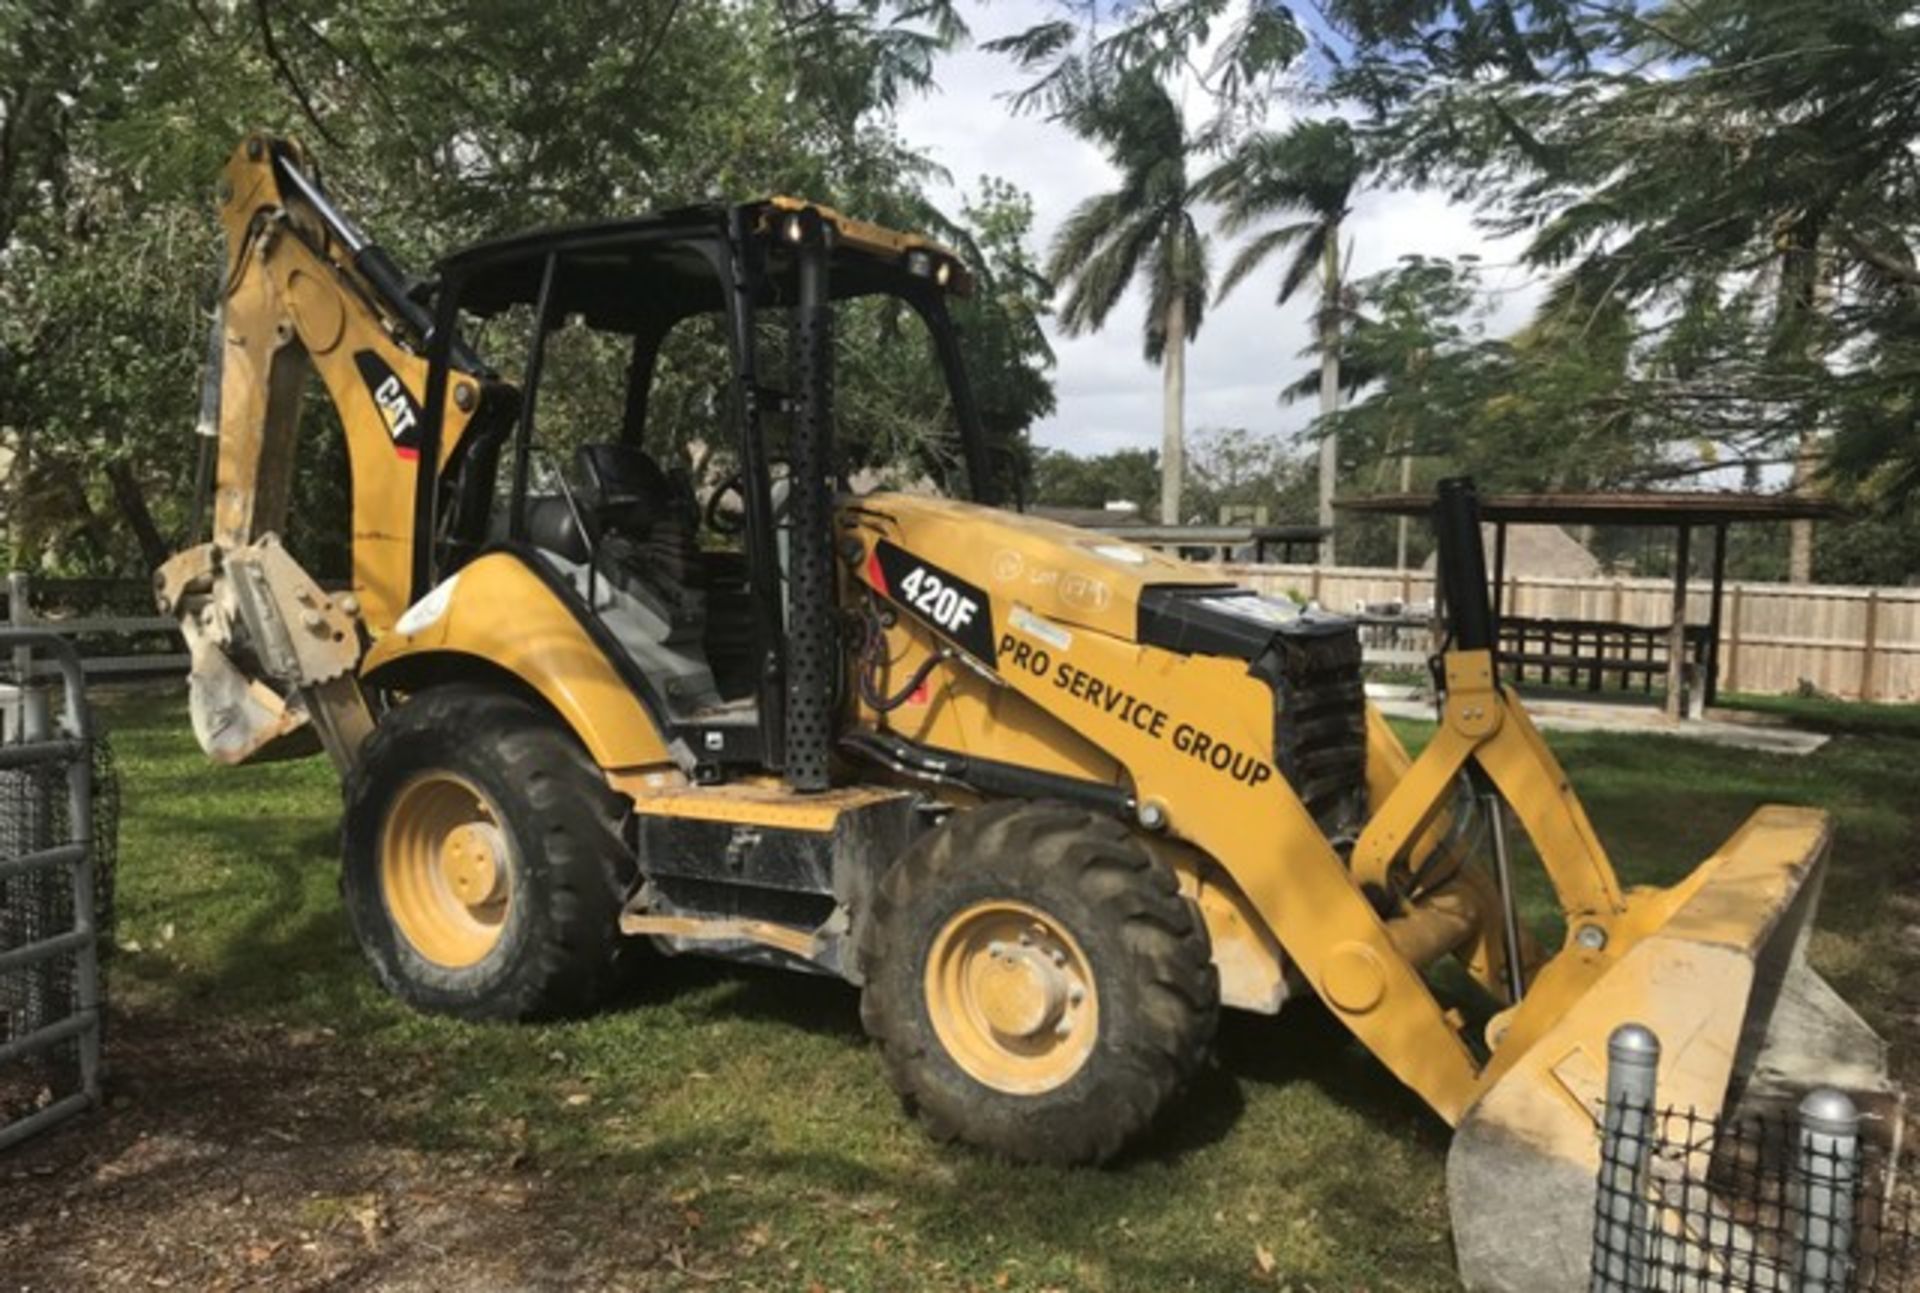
857,599,947,713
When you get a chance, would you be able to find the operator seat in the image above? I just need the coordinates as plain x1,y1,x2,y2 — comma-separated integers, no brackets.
573,443,706,640
524,495,588,563
522,444,736,718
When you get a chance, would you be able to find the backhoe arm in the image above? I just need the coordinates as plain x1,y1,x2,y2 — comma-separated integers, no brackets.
156,133,498,770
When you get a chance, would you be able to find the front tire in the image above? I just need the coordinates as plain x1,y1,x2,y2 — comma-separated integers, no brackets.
341,684,632,1021
859,800,1218,1164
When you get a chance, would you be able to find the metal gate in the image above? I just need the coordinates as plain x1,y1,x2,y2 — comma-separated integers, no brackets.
0,629,106,1149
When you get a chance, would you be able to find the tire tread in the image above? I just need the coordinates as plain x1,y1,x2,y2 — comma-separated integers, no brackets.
858,799,1218,1165
341,684,631,1022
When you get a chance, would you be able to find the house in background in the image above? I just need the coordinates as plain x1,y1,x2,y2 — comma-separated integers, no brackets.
1424,523,1600,580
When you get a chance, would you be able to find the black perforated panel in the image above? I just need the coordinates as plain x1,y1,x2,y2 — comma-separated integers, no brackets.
784,295,838,792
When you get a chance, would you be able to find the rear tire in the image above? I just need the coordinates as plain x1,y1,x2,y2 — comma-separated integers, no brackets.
859,799,1218,1164
341,684,632,1021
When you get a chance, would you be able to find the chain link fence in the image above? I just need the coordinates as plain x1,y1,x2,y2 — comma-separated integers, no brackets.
0,630,115,1148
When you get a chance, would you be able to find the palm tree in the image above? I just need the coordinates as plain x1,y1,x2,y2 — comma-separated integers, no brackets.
1048,71,1209,525
1206,118,1363,562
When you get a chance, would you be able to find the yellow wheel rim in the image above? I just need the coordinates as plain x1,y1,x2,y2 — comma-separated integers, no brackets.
924,900,1098,1095
379,771,512,969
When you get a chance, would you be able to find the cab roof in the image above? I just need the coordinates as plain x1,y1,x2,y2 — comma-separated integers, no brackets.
439,197,971,332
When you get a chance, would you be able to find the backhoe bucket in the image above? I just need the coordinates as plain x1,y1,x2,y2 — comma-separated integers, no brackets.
1446,805,1898,1292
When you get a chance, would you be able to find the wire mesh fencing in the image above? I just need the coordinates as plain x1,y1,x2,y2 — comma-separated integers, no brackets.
1592,1026,1917,1292
0,630,114,1149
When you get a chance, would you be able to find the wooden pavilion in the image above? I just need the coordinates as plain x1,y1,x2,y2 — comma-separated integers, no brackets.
1336,491,1840,719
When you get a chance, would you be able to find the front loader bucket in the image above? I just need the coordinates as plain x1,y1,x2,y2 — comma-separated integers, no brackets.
1446,805,1899,1292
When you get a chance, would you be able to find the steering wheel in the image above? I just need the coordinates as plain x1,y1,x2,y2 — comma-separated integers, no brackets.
704,470,749,535
703,461,790,536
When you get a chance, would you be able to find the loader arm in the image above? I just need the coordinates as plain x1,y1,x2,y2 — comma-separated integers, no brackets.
1346,635,1890,1291
846,482,1893,1292
156,133,506,770
1366,484,1894,1291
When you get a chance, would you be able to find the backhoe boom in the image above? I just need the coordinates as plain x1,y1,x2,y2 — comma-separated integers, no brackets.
156,133,499,769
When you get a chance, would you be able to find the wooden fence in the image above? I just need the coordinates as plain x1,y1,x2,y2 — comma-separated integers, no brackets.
7,564,1919,703
1223,563,1920,704
2,574,185,678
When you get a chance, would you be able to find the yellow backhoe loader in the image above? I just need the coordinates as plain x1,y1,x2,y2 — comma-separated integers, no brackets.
159,133,1894,1290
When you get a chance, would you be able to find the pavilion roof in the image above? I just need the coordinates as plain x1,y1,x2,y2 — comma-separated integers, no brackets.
1335,490,1839,527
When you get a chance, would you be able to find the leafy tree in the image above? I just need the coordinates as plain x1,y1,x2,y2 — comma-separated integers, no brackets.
1183,425,1313,530
927,178,1058,499
1325,0,1920,533
1031,429,1316,548
0,0,1051,576
808,177,1056,495
1809,512,1920,587
1318,255,1681,491
1288,256,1477,564
986,0,1305,121
0,0,258,573
1028,446,1161,516
1205,117,1364,558
997,0,1920,584
1045,69,1210,524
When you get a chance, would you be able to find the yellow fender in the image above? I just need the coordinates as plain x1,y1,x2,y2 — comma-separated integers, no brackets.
360,551,671,771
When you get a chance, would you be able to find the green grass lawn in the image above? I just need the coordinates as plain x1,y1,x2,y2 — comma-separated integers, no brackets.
93,688,1919,1292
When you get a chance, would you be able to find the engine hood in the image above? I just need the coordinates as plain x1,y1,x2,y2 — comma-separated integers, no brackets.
842,493,1269,649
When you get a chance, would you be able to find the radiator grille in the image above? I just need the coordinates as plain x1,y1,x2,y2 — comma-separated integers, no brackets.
1271,629,1368,841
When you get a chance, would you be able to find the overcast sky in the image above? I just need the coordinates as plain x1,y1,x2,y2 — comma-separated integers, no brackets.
894,0,1549,461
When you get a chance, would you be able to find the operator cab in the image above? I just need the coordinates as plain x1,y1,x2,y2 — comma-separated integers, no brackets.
414,200,991,786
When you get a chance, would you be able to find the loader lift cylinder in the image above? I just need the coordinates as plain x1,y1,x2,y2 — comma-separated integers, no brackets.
1432,477,1528,1001
1432,477,1496,653
1484,790,1527,1005
785,215,839,792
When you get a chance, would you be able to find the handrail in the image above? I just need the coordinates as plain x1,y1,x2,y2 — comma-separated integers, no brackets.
0,626,102,1149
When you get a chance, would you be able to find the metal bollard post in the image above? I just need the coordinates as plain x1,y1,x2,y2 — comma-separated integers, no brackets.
1795,1088,1860,1293
6,572,46,741
1592,1023,1661,1293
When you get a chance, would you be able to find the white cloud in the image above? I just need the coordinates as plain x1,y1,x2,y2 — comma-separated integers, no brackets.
895,0,1549,461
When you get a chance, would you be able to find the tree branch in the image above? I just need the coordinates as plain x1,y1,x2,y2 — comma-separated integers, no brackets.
254,0,340,148
104,461,170,572
1835,228,1920,290
1629,455,1799,484
629,0,687,87
291,9,401,125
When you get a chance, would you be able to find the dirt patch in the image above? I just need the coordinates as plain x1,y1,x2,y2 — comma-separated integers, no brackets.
0,1010,704,1291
